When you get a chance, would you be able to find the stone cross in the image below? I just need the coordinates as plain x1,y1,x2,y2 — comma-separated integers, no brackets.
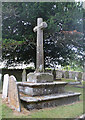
33,18,47,72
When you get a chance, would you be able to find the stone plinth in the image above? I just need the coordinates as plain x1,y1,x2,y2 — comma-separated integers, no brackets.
17,82,67,96
20,92,81,110
27,72,53,83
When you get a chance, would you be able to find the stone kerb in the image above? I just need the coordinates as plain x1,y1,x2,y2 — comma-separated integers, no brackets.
8,75,21,112
2,74,9,99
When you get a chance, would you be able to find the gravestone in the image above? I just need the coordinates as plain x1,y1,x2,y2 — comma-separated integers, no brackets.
77,72,82,81
64,71,69,79
8,75,21,112
2,74,9,99
0,74,2,93
27,18,53,83
22,69,26,82
56,70,62,78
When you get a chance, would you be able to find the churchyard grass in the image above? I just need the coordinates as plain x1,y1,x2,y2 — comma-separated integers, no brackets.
1,83,83,119
0,95,2,120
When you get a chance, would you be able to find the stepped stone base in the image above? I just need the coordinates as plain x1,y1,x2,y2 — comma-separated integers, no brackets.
17,82,67,96
20,92,81,110
27,72,53,83
17,81,81,111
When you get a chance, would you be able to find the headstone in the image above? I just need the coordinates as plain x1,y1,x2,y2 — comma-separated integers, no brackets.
2,74,9,99
64,71,69,79
33,18,47,72
22,69,26,82
0,74,2,93
8,75,21,112
77,72,82,81
56,70,62,78
75,76,77,81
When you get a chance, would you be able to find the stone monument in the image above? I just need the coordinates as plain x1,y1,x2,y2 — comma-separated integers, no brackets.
17,18,81,110
27,18,53,83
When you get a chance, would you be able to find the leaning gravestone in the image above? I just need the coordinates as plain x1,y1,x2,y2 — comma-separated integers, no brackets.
2,74,9,99
0,74,2,93
8,75,21,112
22,69,26,82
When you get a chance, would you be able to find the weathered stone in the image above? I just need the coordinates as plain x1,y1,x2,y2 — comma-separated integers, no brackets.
69,71,75,79
8,75,21,112
22,69,26,82
16,18,82,111
18,81,67,96
2,74,9,99
64,71,69,79
56,70,62,78
77,72,82,81
20,92,81,110
33,18,47,72
27,72,53,83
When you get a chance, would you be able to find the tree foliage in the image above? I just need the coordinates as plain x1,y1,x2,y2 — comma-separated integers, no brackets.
2,2,84,67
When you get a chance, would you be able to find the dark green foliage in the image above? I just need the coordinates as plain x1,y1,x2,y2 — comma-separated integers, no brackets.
2,2,84,67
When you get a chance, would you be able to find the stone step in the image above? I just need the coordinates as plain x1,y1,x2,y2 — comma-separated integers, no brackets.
17,82,68,96
20,92,81,110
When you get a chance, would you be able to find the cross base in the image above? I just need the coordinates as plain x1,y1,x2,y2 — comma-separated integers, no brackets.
27,72,53,83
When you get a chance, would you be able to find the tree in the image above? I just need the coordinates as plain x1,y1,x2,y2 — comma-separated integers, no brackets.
2,2,83,67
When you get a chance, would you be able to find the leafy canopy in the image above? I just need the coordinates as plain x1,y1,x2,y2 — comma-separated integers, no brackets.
2,2,84,67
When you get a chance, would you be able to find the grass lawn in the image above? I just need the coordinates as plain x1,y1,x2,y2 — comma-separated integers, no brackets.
0,95,2,120
1,79,84,119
